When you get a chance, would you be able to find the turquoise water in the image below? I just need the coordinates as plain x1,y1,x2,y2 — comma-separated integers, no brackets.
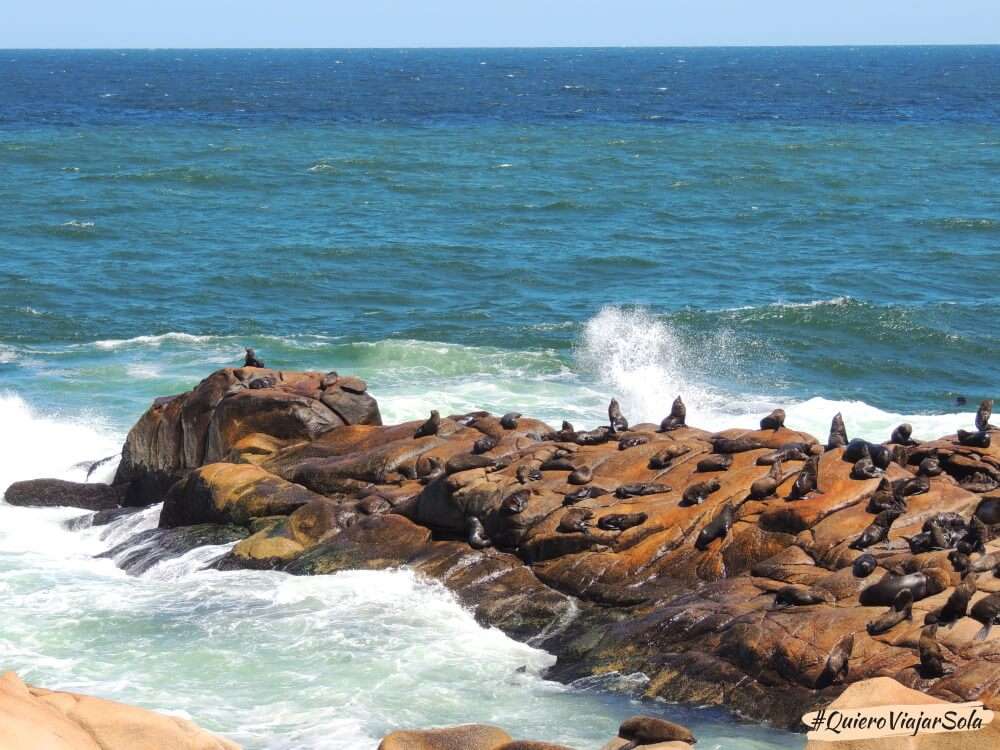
1,46,998,748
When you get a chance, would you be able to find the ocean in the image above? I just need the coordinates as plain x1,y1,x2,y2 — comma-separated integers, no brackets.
1,46,998,748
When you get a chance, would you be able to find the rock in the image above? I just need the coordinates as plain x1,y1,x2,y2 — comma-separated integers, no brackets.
98,524,248,575
378,724,512,750
4,478,124,511
0,671,240,750
64,506,145,531
805,677,1000,750
496,743,576,750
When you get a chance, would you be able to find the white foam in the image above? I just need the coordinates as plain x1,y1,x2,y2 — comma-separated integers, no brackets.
93,332,216,350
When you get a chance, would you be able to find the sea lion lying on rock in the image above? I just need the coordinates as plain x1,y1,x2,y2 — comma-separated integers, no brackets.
618,434,649,450
749,460,783,500
649,444,689,469
957,429,991,448
598,512,648,532
615,482,671,499
852,553,877,578
681,478,720,506
849,509,901,550
774,585,828,607
860,570,945,606
971,592,1000,640
617,716,696,749
866,589,913,635
695,503,734,551
696,454,733,473
712,436,765,454
558,508,594,534
563,486,608,505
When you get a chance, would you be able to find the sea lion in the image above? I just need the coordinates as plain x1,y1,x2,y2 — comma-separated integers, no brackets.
868,444,892,471
828,412,849,450
850,509,901,550
466,516,492,549
774,585,827,607
918,457,943,477
695,503,735,550
815,633,854,689
659,396,687,432
760,408,786,431
749,459,783,500
358,495,391,515
500,490,531,515
971,592,1000,640
473,435,498,454
976,496,1000,525
608,398,628,433
499,412,521,430
860,570,942,606
681,478,721,506
934,575,976,625
575,427,612,446
957,429,991,448
243,347,265,368
516,464,542,484
853,553,878,578
619,434,650,450
543,421,577,441
895,475,930,500
417,456,446,485
789,455,820,500
712,436,764,454
976,399,995,432
598,512,648,532
558,507,594,534
697,453,734,473
540,457,575,472
866,589,913,635
866,478,901,514
756,441,818,465
890,423,917,446
891,444,910,468
919,624,948,677
567,465,593,485
843,438,872,463
960,470,999,493
948,549,970,574
963,516,990,554
969,551,1000,574
649,443,690,469
851,456,882,480
618,716,695,749
563,485,608,505
615,482,671,499
248,375,276,390
413,410,441,438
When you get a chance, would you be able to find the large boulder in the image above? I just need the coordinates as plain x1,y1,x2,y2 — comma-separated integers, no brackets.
4,479,124,511
0,671,239,750
378,724,512,750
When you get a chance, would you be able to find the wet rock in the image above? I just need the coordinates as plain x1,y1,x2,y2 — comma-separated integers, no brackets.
98,524,248,575
4,478,124,511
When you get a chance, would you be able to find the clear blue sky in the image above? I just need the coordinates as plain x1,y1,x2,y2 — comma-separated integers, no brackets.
4,1,999,48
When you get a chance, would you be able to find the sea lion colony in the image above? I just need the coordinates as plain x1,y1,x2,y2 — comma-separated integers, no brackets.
8,366,1000,728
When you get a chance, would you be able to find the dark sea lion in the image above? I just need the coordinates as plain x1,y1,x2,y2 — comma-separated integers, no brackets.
648,443,690,469
867,478,901,514
697,453,733,473
815,633,854,689
890,423,917,446
935,575,976,625
969,551,1000,574
976,399,995,432
918,457,943,477
712,436,765,454
465,516,492,549
750,459,783,500
500,412,521,430
970,592,1000,640
975,496,1000,525
891,444,910,468
895,475,930,500
919,624,947,677
860,570,942,606
417,456,446,485
756,442,815,465
853,553,878,578
828,412,849,450
540,457,575,471
543,421,577,441
866,589,913,635
960,470,999,494
962,516,990,554
473,435,498,454
851,456,882,480
248,375,276,390
760,408,786,431
695,502,735,550
789,455,820,500
445,453,496,474
567,465,593,485
615,482,671,499
575,427,612,446
413,410,441,438
868,444,892,470
849,509,901,550
681,478,721,506
243,347,265,368
598,512,648,532
774,585,827,607
563,485,608,505
516,464,542,484
608,398,628,433
358,495,392,515
558,507,594,534
659,396,687,432
618,434,650,450
948,549,970,574
618,716,695,749
501,490,530,515
843,438,872,463
957,429,991,448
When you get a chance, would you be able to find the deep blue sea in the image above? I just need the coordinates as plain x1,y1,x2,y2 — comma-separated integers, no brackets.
0,47,998,749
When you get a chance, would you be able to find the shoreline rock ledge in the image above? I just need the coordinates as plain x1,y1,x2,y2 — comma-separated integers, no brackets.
8,366,1000,729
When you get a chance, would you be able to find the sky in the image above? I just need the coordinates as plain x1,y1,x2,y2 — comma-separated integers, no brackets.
3,0,999,48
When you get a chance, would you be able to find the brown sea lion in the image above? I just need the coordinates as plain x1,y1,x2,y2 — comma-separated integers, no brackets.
789,455,820,499
649,443,690,469
712,436,765,454
866,589,913,635
575,426,612,445
774,585,827,607
815,633,854,688
890,423,918,446
697,453,733,472
850,508,902,550
851,456,882,480
681,478,721,506
417,456,446,485
619,434,650,450
828,412,849,450
866,478,901,514
615,482,671,499
609,398,628,433
975,496,1000,525
567,465,593,485
466,516,492,549
558,507,594,534
618,716,696,749
598,512,648,532
976,399,995,432
918,457,943,477
540,456,575,471
243,347,265,368
750,459,783,499
860,570,943,606
562,485,608,506
473,435,498,454
516,464,542,484
932,575,976,625
971,592,1000,640
760,408,786,431
413,410,441,438
659,396,687,432
853,553,878,578
957,429,991,448
499,412,521,429
695,503,734,550
919,623,948,677
501,490,530,515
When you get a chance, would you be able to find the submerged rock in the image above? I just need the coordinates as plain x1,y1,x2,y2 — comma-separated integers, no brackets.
98,524,247,575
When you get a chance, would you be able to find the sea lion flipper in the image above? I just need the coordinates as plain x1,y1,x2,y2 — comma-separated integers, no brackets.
975,624,992,641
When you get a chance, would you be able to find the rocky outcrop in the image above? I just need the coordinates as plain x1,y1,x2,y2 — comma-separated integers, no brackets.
5,479,124,510
0,671,239,750
68,370,1000,727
